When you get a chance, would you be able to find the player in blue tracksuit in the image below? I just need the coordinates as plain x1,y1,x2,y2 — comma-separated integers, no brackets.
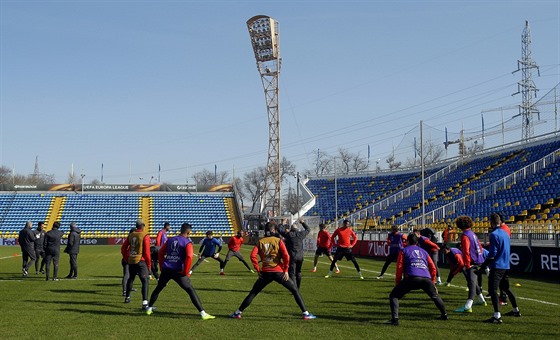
189,230,225,275
480,221,520,324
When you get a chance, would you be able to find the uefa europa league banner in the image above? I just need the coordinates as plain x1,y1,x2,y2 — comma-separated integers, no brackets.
0,183,233,192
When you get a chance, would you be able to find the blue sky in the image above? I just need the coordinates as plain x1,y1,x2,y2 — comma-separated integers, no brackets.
1,0,559,184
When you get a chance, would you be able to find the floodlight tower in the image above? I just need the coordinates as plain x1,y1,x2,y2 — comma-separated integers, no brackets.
513,20,540,141
247,15,282,216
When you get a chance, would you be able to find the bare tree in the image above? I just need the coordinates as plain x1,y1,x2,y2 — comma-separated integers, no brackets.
337,148,353,175
232,176,245,210
335,148,368,174
350,152,369,173
308,150,333,176
0,165,55,185
0,166,11,184
192,168,230,186
466,141,484,156
243,167,266,213
283,184,299,215
386,153,402,170
279,156,296,183
27,173,55,185
67,171,79,185
406,139,445,167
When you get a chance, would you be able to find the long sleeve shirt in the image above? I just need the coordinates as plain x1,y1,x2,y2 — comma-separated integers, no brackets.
331,227,358,249
487,228,511,270
228,236,244,252
317,230,332,249
418,236,439,254
461,229,484,269
278,222,310,256
199,238,222,257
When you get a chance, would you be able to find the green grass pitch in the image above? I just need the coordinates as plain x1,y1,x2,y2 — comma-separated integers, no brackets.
1,245,558,339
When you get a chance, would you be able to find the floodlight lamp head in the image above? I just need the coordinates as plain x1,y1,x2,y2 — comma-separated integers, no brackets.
247,15,279,63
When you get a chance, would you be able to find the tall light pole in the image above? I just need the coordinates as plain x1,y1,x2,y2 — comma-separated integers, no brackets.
295,172,300,220
247,15,282,216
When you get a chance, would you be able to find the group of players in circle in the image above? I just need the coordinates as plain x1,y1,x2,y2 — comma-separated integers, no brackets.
120,212,520,325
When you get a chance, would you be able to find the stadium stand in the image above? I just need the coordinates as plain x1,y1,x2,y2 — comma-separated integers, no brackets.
1,138,558,240
0,192,240,239
304,137,560,233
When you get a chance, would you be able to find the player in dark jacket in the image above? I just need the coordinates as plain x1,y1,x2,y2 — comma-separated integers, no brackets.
278,218,310,289
44,221,64,281
33,222,47,274
18,221,37,277
64,222,81,279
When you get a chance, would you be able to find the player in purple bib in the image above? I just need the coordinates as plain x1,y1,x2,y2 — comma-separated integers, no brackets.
145,223,215,320
454,216,487,313
385,233,447,326
378,226,407,279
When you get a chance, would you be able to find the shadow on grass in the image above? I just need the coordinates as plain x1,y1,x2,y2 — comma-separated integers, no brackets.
93,283,121,287
0,275,45,281
196,287,250,293
89,275,122,279
304,313,373,322
59,307,206,319
25,299,117,307
49,289,104,294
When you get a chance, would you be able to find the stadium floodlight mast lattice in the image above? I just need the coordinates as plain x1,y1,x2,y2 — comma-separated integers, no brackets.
513,20,540,141
246,15,282,216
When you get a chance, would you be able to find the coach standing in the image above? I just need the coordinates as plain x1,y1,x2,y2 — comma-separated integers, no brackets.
34,222,47,274
44,221,64,281
18,221,37,277
278,218,310,289
64,222,81,279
